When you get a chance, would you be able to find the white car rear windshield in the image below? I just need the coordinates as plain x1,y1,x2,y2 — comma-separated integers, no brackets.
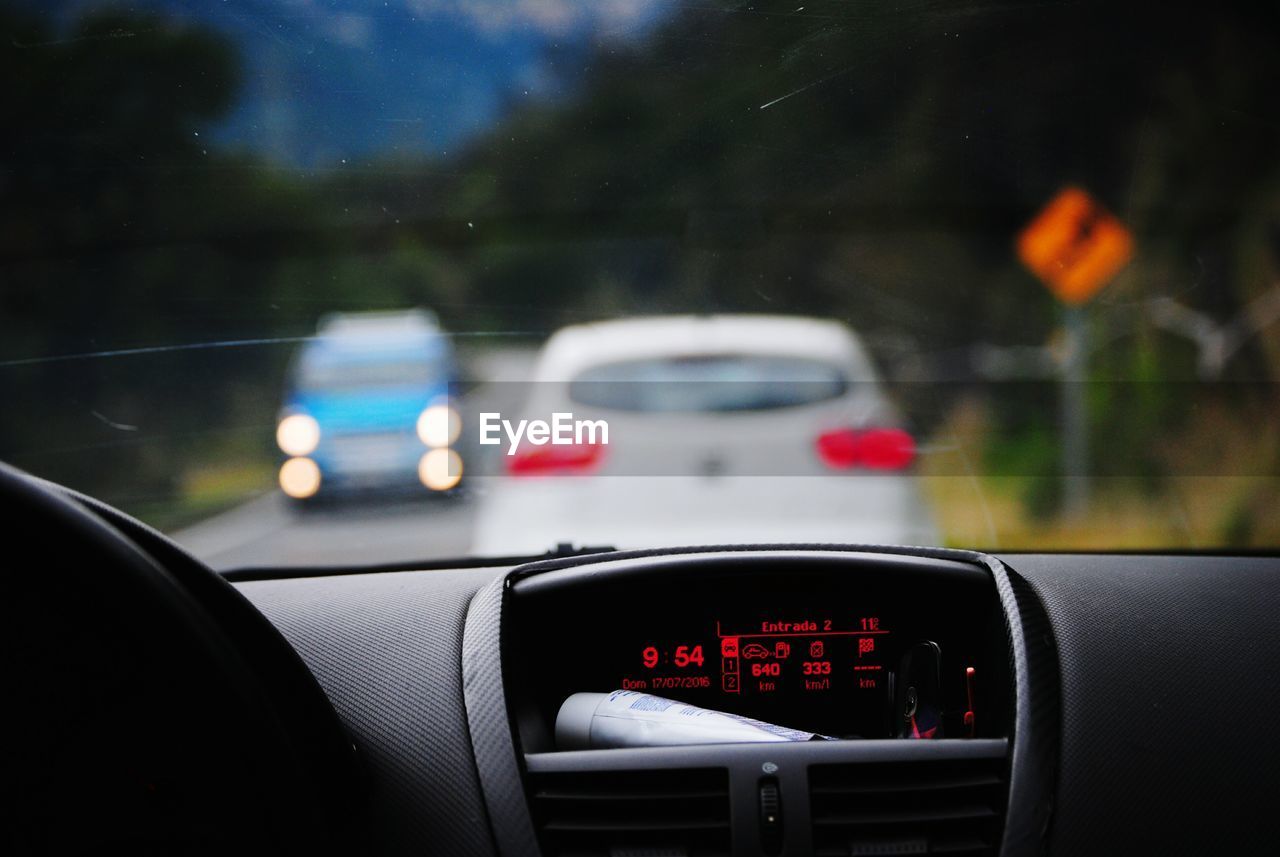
568,355,848,413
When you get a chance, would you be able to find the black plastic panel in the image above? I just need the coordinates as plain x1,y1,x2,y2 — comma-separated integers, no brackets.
238,567,508,857
1003,553,1280,855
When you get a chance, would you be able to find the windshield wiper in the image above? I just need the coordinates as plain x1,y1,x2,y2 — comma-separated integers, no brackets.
218,542,618,582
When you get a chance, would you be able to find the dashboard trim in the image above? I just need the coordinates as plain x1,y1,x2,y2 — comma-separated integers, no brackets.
461,544,1058,857
526,736,1010,771
463,575,541,857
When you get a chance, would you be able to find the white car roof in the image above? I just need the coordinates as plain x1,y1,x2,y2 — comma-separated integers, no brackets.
533,315,878,381
316,309,439,336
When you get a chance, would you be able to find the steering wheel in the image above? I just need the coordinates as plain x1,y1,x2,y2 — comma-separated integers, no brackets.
0,463,359,855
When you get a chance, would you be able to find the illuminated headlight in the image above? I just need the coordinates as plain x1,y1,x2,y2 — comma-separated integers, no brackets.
416,404,461,448
419,448,463,491
279,457,321,499
276,414,320,456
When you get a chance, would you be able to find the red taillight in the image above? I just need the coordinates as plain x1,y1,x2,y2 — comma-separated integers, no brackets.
505,442,605,476
815,427,916,471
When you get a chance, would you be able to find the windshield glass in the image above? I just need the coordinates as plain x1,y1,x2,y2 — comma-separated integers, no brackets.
296,351,446,392
569,356,848,412
2,1,1277,568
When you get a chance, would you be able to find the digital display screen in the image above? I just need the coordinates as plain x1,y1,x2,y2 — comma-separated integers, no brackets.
508,564,1008,750
610,612,894,738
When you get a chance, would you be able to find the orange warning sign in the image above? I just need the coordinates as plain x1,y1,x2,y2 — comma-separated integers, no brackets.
1017,187,1134,305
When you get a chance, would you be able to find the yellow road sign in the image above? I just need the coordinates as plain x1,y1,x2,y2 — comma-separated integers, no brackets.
1017,187,1134,305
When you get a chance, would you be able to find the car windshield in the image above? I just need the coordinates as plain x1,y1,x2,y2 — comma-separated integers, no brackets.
2,1,1277,568
296,352,445,392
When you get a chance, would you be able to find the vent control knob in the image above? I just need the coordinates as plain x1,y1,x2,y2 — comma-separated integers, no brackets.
759,777,783,855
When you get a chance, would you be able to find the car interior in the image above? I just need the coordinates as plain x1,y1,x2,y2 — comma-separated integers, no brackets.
3,2,1278,856
5,462,1276,855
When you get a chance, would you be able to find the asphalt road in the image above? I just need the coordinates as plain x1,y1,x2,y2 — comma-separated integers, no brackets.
170,346,536,570
171,491,482,569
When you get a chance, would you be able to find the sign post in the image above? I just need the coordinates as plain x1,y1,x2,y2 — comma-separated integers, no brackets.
1060,306,1088,517
1017,187,1134,518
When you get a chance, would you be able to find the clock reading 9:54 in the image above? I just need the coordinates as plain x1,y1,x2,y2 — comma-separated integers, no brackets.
641,645,706,669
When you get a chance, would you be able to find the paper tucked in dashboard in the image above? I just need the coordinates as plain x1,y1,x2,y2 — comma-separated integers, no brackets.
556,690,827,749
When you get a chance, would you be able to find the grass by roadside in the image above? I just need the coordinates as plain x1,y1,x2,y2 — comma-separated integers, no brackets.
128,458,276,533
922,398,1280,550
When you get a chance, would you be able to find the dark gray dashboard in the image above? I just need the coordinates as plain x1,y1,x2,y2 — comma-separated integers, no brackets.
235,551,1280,857
1004,554,1280,855
239,567,507,857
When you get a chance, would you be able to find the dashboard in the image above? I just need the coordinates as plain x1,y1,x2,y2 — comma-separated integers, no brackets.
6,465,1278,857
236,547,1279,857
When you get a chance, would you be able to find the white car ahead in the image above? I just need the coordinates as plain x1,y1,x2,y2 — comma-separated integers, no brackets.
469,315,938,554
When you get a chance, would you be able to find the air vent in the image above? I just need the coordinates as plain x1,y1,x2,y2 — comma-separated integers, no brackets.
809,757,1008,857
529,767,731,857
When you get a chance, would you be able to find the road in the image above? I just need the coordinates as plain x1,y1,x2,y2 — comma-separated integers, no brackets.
171,491,482,568
171,346,536,569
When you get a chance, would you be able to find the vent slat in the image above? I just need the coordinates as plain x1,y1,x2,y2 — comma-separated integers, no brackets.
543,818,730,833
535,787,727,801
814,803,998,825
811,772,1003,795
816,837,990,857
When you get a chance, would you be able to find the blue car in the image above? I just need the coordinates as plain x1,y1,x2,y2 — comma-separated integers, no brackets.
275,310,464,501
